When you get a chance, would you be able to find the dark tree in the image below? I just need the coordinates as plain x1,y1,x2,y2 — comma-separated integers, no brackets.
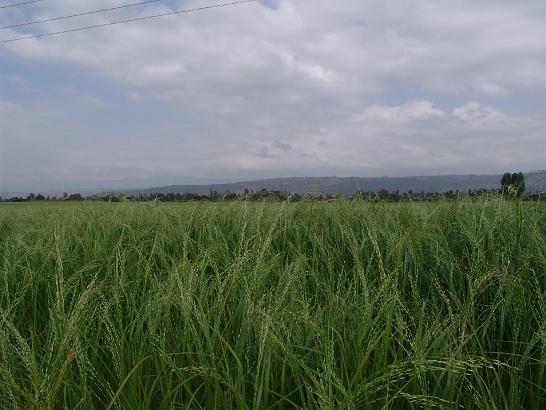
67,193,84,201
513,172,526,197
501,172,526,197
501,172,512,195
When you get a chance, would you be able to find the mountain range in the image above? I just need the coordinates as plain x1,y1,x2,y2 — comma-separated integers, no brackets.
114,171,546,197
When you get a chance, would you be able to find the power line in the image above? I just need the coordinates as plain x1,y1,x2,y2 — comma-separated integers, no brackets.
1,0,162,30
1,0,257,43
0,0,44,10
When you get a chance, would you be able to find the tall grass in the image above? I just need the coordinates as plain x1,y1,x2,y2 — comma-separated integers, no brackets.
0,198,544,409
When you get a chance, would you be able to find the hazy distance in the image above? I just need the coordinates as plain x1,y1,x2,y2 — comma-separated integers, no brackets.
1,1,545,189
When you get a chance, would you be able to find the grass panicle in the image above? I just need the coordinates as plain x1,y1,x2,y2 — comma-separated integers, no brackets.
0,198,544,408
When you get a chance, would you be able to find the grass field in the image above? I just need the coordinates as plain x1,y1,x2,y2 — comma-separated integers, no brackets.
0,198,545,409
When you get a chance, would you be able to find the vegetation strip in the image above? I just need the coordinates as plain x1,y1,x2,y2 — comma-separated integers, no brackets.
0,198,544,408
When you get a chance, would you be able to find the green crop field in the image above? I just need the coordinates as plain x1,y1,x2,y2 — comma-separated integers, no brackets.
0,199,544,409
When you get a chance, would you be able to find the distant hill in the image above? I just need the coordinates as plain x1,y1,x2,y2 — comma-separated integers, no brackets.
113,171,546,197
524,171,546,192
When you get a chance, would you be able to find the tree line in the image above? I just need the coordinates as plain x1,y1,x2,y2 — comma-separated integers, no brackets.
2,173,543,203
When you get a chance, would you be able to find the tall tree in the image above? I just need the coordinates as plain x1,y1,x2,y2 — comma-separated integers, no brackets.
501,172,512,195
501,172,526,197
513,172,526,197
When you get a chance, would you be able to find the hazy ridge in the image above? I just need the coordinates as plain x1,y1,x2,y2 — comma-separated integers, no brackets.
117,171,546,196
3,171,544,198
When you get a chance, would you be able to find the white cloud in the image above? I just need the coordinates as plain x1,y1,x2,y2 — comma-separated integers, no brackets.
1,0,546,185
4,0,546,99
290,101,544,174
351,101,444,123
474,81,507,96
452,102,506,123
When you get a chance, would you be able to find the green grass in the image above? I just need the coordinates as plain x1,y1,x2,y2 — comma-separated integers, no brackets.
0,198,544,409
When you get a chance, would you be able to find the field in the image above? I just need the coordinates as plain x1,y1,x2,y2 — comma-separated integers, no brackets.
0,199,545,409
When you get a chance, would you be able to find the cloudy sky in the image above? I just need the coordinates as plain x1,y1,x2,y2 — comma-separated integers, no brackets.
1,0,545,190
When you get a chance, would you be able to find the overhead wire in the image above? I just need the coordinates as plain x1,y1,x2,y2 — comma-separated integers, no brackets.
1,0,257,43
1,0,162,30
0,0,44,10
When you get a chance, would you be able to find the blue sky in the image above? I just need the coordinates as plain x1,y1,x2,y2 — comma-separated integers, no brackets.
1,0,545,191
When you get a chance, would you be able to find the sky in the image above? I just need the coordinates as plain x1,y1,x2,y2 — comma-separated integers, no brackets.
1,0,545,190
